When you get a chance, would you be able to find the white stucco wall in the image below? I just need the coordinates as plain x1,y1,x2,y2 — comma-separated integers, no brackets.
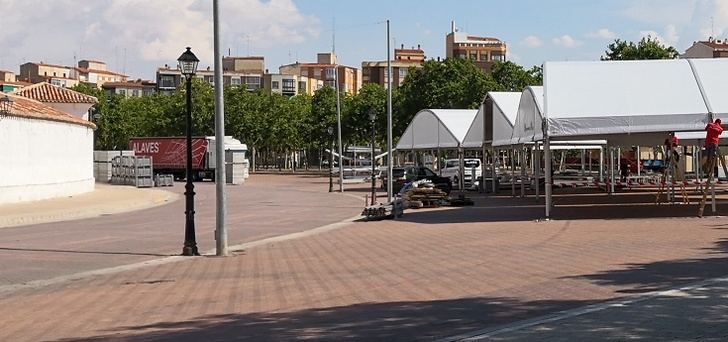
0,115,94,204
48,103,94,120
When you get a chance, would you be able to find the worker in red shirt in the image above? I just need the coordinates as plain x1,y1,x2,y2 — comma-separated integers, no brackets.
705,118,724,158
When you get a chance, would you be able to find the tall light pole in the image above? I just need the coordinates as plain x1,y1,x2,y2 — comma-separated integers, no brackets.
328,126,334,192
369,108,377,205
212,0,228,257
386,19,393,203
178,47,200,257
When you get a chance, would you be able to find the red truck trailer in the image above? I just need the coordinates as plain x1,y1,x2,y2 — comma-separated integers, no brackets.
129,136,247,181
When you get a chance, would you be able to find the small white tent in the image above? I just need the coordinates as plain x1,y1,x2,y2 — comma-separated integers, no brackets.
396,109,478,150
461,92,521,148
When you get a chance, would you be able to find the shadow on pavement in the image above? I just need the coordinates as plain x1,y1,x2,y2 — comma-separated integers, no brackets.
563,238,728,294
0,247,171,257
61,297,597,342
396,190,728,223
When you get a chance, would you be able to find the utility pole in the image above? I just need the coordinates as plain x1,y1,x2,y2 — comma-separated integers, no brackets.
213,0,228,256
386,19,393,202
334,19,344,192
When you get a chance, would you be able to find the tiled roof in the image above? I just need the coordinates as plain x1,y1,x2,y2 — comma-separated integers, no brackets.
75,67,128,77
700,41,728,50
102,81,155,88
11,82,98,104
1,92,96,129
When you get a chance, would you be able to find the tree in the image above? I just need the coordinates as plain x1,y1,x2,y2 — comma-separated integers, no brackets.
396,58,499,137
602,36,679,60
490,61,543,92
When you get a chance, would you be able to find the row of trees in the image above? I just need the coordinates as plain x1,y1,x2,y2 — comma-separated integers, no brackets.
76,38,677,169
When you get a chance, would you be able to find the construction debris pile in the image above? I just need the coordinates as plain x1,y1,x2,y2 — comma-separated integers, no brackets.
402,180,448,209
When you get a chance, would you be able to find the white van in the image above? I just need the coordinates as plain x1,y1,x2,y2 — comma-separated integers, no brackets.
441,158,482,189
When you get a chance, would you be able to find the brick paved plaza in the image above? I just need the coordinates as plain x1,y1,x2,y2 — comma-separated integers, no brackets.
2,175,728,341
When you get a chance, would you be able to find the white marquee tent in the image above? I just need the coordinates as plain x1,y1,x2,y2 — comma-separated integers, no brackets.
462,92,521,149
533,58,728,217
396,109,478,150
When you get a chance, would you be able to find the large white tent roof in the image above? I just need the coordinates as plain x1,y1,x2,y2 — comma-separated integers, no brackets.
507,58,728,146
463,92,521,148
396,109,478,150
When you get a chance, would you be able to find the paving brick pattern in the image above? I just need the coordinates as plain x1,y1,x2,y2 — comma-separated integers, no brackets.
3,201,728,341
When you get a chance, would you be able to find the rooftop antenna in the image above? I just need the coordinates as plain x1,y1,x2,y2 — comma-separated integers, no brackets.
247,34,251,56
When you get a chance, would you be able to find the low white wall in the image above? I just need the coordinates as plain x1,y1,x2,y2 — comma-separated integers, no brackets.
0,115,94,204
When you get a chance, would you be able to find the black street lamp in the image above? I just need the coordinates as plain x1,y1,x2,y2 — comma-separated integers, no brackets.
328,126,334,193
178,47,200,257
369,109,377,205
0,95,13,120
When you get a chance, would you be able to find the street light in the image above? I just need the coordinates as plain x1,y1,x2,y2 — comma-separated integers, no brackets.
369,108,377,205
0,95,13,119
178,47,200,257
328,126,334,193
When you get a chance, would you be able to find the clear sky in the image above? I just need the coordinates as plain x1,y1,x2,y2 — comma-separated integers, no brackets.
0,0,725,80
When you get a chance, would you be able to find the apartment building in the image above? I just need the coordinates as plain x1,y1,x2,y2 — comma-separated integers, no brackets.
362,44,425,88
0,70,31,92
19,62,78,88
156,56,264,95
74,60,128,87
102,80,156,98
262,73,323,97
683,37,728,58
279,53,362,94
445,21,507,73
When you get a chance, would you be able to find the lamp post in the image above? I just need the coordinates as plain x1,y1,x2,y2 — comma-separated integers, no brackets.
0,95,13,119
328,126,334,193
369,108,377,205
178,47,200,257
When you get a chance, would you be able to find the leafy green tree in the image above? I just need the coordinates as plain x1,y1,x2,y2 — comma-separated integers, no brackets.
602,36,679,60
491,61,543,91
396,58,499,137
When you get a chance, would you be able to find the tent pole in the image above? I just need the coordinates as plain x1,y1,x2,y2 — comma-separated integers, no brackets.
609,147,615,194
481,144,487,192
599,147,604,183
492,147,497,194
511,147,516,197
520,146,526,198
544,137,553,218
637,146,641,177
437,148,441,176
588,149,592,176
458,146,465,192
535,143,540,199
580,149,585,176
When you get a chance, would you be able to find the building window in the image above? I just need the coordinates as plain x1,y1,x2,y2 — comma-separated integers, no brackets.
399,68,407,78
53,72,57,76
63,73,66,78
50,79,63,87
132,89,140,97
143,88,154,96
160,75,176,88
324,80,336,88
231,77,241,86
326,68,336,79
245,76,261,91
282,78,295,93
44,72,48,76
469,52,477,60
119,89,126,96
272,81,279,89
480,54,488,61
492,54,505,62
298,80,306,91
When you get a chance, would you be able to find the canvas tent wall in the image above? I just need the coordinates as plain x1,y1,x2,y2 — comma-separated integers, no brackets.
462,92,521,149
537,58,728,217
509,86,544,146
396,109,478,150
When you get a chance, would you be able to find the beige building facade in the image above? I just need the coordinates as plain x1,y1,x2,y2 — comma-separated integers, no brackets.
445,21,507,73
362,44,425,88
279,53,362,94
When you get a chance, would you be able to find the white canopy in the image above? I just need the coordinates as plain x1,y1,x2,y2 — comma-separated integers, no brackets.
396,109,478,150
462,92,521,148
509,86,544,145
543,59,723,139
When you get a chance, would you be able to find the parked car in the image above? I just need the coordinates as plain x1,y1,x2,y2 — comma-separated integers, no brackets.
440,158,482,189
382,166,453,194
